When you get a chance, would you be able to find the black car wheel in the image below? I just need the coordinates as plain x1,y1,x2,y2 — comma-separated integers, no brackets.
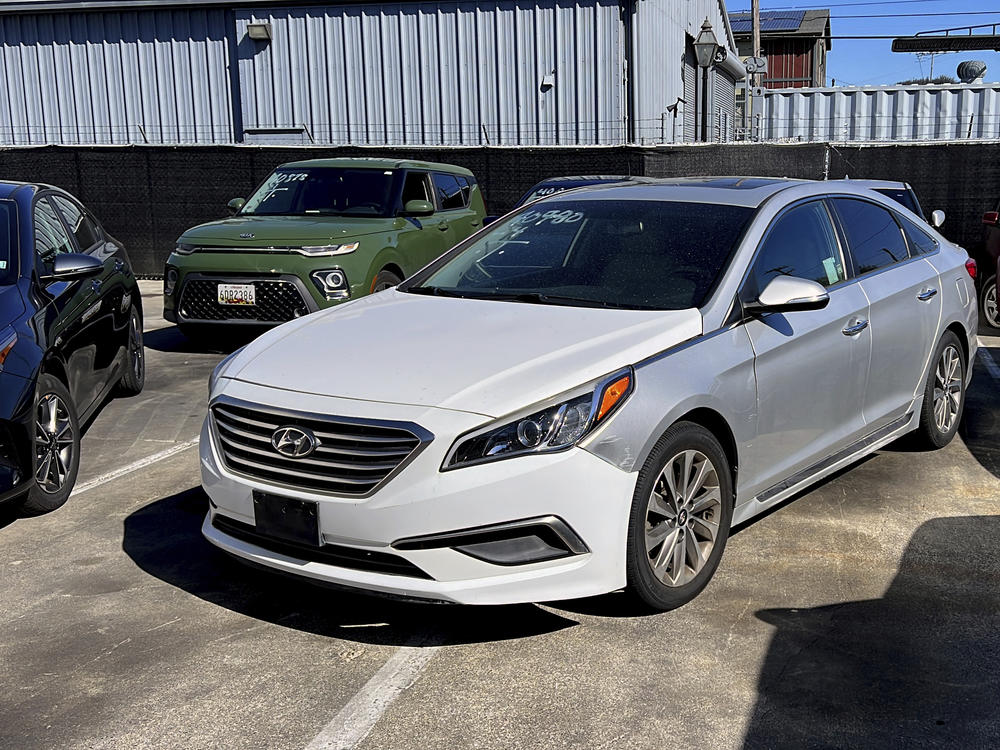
980,275,999,330
20,374,81,516
118,305,145,396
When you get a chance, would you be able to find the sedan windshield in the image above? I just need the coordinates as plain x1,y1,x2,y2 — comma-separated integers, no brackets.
241,168,396,217
0,201,15,285
406,200,754,310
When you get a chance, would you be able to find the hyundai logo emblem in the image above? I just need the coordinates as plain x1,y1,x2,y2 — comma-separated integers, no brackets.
271,426,318,458
239,232,255,239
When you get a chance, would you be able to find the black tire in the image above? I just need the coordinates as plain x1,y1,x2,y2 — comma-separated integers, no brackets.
625,422,733,611
19,374,81,517
980,275,999,330
371,269,403,294
117,305,145,396
913,331,967,450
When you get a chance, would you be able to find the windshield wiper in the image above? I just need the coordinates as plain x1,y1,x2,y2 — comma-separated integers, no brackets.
404,285,469,298
502,292,628,309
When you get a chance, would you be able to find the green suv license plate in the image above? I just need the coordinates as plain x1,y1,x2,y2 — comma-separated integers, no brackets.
218,283,255,306
252,491,320,546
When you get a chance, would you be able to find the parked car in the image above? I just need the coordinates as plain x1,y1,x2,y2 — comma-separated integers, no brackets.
163,158,486,338
200,177,976,611
485,175,634,224
976,199,1000,329
0,182,144,515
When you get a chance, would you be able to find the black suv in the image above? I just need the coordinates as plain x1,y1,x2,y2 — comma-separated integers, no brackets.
0,182,144,515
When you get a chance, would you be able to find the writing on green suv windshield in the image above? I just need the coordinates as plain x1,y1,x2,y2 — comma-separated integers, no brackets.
241,168,396,217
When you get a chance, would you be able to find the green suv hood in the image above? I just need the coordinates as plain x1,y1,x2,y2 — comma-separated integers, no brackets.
179,215,402,245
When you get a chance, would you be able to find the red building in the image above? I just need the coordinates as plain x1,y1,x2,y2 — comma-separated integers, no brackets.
729,9,831,88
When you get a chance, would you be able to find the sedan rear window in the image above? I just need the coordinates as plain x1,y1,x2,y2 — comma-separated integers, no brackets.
0,201,14,285
242,168,396,217
406,200,754,310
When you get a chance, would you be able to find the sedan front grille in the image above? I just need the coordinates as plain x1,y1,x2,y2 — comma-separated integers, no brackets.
211,399,430,497
178,278,310,323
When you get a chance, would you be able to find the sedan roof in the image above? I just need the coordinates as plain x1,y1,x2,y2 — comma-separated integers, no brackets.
557,176,809,208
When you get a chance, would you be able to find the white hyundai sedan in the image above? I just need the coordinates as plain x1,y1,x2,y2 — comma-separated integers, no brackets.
200,177,978,611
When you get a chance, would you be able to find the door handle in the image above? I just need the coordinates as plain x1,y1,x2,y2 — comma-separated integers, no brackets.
437,222,449,231
842,318,869,336
114,259,126,273
917,288,938,301
90,279,103,293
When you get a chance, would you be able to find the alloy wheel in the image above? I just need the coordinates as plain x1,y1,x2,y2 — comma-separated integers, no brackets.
644,449,722,587
34,393,75,494
933,345,962,434
985,284,999,329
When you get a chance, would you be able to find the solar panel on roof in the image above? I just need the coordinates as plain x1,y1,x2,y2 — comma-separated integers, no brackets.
728,10,805,34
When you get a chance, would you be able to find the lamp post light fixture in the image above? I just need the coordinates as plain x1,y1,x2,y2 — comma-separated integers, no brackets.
693,18,720,142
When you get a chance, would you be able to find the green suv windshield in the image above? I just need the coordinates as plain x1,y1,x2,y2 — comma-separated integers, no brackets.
406,200,754,311
0,201,15,285
242,168,397,217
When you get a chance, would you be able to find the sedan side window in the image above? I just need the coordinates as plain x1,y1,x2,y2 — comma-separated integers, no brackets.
751,201,846,294
34,198,75,263
51,195,102,251
832,198,910,275
899,216,939,256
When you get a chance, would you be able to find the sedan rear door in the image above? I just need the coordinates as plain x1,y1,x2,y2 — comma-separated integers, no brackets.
830,198,942,429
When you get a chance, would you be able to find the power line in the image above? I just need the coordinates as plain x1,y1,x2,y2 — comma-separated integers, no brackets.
731,11,1000,20
732,1,959,10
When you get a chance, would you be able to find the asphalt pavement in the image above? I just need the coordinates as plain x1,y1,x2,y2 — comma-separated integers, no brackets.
2,281,998,749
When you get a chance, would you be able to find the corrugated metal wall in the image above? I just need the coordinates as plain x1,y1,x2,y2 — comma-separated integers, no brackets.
235,1,626,146
0,8,234,144
758,83,1000,143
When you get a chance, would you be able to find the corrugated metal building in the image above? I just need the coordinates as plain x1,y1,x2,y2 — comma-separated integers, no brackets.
0,0,743,146
754,82,1000,143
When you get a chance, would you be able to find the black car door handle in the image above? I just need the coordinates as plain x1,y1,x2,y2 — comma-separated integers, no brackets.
917,288,938,301
91,279,102,293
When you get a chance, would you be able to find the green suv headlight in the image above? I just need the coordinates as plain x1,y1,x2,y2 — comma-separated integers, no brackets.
174,243,196,255
299,242,359,257
443,368,633,470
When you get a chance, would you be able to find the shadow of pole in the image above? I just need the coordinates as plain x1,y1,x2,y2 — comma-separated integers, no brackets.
742,515,1000,749
122,488,578,646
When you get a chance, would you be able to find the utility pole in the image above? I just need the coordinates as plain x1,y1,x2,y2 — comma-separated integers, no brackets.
751,0,761,90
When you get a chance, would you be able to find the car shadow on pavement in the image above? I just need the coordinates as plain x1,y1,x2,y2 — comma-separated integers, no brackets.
741,515,1000,749
960,346,1000,480
142,325,256,355
122,487,578,646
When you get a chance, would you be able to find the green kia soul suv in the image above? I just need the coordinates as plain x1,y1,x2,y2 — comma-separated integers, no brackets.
163,158,486,335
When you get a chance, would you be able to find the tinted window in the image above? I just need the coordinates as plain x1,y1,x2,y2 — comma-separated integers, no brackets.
34,199,75,263
51,195,101,250
875,188,923,219
433,173,466,210
401,172,432,205
0,201,15,285
242,168,396,217
409,200,754,311
833,199,909,274
751,201,846,293
900,216,939,256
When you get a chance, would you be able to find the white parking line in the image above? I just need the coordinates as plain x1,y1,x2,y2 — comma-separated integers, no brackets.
70,437,199,497
976,340,1000,380
304,641,442,750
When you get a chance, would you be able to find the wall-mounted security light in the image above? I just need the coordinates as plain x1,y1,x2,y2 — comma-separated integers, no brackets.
247,22,273,42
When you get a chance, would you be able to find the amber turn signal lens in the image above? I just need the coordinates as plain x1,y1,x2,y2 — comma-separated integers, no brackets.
597,375,631,422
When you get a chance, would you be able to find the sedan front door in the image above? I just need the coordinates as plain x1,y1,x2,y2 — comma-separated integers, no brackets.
740,200,872,500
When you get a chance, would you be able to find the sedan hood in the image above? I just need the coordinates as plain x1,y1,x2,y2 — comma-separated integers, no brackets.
180,215,401,245
224,290,703,418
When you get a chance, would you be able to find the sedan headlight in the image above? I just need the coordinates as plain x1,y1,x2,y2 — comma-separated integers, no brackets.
298,242,359,257
209,346,245,396
443,368,633,470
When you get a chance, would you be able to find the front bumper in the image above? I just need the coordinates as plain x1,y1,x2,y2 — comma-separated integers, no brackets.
200,380,638,605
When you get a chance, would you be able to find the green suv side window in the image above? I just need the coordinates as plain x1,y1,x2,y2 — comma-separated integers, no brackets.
433,173,467,211
401,172,433,206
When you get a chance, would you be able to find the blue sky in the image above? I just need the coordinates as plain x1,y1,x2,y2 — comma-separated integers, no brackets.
728,0,1000,86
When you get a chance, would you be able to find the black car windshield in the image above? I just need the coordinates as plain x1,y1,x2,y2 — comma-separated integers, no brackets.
0,201,16,285
241,168,396,217
406,200,754,310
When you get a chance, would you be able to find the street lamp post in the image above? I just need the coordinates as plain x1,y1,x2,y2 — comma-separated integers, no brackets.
693,18,720,142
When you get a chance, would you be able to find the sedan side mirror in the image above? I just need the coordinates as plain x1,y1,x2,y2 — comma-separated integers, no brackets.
41,253,104,283
402,199,435,217
745,276,830,314
227,198,246,215
930,210,945,228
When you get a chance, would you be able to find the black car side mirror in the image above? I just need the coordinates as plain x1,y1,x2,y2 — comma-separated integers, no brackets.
40,253,104,283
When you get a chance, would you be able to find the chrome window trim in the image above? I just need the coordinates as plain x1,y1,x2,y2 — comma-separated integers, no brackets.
208,393,434,499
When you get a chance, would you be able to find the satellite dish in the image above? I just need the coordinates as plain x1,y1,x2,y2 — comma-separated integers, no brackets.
958,60,987,83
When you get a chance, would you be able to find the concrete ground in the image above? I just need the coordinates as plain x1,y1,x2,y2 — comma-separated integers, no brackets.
2,280,998,750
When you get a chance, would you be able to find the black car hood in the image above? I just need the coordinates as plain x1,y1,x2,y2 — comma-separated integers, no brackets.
0,283,24,326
